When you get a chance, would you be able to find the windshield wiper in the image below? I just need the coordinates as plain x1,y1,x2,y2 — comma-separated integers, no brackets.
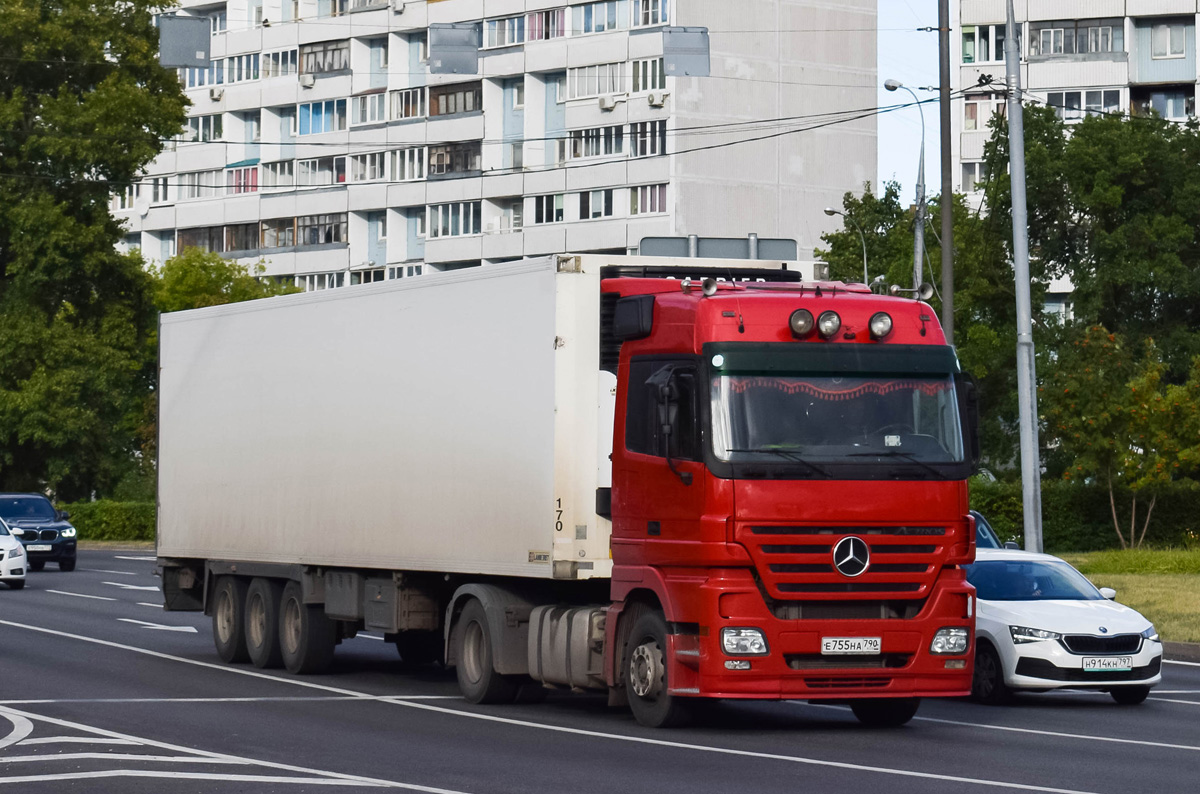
847,449,948,479
724,448,831,478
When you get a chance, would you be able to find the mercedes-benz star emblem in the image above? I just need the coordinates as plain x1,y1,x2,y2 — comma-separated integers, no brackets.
832,536,870,578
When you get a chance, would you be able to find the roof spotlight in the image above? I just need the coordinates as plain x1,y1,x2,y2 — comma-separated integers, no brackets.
869,312,894,339
789,309,815,337
817,311,841,338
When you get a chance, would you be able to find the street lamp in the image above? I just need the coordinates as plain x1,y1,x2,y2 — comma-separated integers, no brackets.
824,207,868,286
885,78,927,292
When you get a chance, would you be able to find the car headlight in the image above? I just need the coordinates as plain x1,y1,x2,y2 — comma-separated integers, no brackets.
1141,625,1160,643
930,627,970,654
61,527,76,538
721,627,770,656
7,547,21,559
1009,625,1061,644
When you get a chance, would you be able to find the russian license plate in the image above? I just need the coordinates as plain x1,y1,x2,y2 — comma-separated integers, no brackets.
26,545,52,552
822,637,882,655
1083,656,1133,672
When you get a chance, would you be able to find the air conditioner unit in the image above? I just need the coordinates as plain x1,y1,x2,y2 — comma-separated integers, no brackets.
391,0,405,12
209,87,224,102
647,90,668,108
598,95,618,111
299,73,316,88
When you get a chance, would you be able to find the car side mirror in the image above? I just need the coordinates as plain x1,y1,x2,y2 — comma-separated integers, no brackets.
1099,587,1117,600
1003,541,1021,550
59,510,71,520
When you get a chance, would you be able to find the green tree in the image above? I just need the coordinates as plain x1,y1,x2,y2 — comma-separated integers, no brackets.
0,1,187,499
155,248,299,314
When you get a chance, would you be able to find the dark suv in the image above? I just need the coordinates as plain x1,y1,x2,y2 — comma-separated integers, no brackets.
0,493,77,572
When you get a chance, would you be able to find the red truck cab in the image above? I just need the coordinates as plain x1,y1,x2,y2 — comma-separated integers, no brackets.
602,273,978,727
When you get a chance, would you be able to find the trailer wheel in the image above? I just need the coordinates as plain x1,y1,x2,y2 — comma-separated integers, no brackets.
848,698,920,727
245,578,284,669
278,580,336,674
455,599,518,704
624,610,694,728
212,576,250,664
394,630,443,667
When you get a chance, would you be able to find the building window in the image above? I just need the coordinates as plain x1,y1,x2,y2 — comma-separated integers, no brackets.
149,177,169,204
390,147,426,181
299,213,348,246
300,41,350,74
427,201,483,238
961,24,1007,64
226,166,259,194
963,93,1006,130
486,15,526,48
1153,22,1187,59
512,80,525,109
632,58,665,92
1133,89,1194,120
1030,19,1123,56
961,162,988,193
579,189,614,219
429,141,482,176
350,151,387,182
501,199,523,231
573,2,624,35
242,110,261,141
388,264,423,279
369,37,389,68
263,161,294,189
429,82,482,116
349,0,387,10
183,113,223,142
376,212,387,240
570,125,624,158
299,272,346,291
210,9,227,34
178,226,224,253
510,142,524,170
568,63,625,99
534,194,564,224
631,184,667,215
352,93,387,125
264,49,298,78
297,156,347,185
225,223,259,252
528,9,566,41
630,120,666,157
297,99,347,135
225,53,259,83
351,268,386,285
633,0,669,28
179,169,223,199
261,217,296,248
183,61,223,88
110,185,137,211
1085,89,1121,116
390,87,425,119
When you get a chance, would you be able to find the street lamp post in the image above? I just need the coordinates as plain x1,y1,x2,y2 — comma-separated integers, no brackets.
884,79,927,293
824,207,868,286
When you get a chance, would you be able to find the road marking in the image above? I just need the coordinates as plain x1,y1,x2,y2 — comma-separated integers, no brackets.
0,696,460,705
18,737,139,746
113,556,156,561
137,602,162,608
0,715,32,752
1152,690,1200,694
1,753,247,765
43,590,115,602
102,581,160,592
116,619,196,634
80,569,139,576
359,634,385,641
1165,659,1200,668
1150,697,1200,706
0,621,1107,794
0,771,386,786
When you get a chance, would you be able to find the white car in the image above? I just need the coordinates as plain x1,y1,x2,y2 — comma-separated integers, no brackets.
965,548,1162,705
1,517,27,590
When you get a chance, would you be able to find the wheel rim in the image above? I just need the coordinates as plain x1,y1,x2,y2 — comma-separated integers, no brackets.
247,593,266,648
216,589,235,643
975,651,997,697
461,620,485,685
282,598,302,655
629,640,664,699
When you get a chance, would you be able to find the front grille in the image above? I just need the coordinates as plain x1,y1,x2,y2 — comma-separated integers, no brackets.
1015,656,1161,682
751,526,945,536
769,563,929,575
1061,634,1142,655
779,582,923,594
39,529,58,541
804,676,892,689
771,599,927,621
787,654,910,670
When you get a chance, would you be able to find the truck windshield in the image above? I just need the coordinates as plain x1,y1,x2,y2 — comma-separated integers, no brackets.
711,374,965,466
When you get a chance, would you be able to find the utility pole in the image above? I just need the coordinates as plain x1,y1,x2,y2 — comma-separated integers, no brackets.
1004,0,1043,553
939,0,954,344
913,149,926,292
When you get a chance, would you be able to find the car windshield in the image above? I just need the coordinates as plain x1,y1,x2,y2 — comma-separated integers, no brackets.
965,560,1104,601
711,374,965,464
0,496,57,522
974,514,1001,548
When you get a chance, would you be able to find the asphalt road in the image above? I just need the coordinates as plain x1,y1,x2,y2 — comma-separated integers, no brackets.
1,550,1197,793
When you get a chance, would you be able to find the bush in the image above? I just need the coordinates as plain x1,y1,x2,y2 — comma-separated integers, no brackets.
58,500,155,542
971,479,1200,552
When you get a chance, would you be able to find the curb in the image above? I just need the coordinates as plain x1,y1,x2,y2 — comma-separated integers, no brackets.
1165,641,1200,663
78,541,155,552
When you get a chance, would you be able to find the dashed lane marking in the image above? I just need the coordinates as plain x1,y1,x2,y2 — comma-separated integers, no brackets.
112,556,156,562
0,696,460,706
137,602,163,608
116,618,196,633
1164,660,1200,668
1150,697,1200,706
79,569,138,576
102,581,160,592
43,590,115,602
18,737,139,746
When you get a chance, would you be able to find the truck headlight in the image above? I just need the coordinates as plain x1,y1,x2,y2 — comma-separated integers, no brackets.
1009,625,1061,644
721,627,769,656
61,527,76,538
7,547,22,559
930,627,969,654
1141,625,1160,643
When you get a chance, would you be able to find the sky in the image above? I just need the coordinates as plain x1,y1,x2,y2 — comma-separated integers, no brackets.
877,0,942,202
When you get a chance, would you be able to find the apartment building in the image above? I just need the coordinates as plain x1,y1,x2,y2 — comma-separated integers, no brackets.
113,0,876,289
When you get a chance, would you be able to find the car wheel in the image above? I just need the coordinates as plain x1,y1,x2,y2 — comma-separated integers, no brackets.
58,558,75,572
7,580,25,590
972,643,1011,705
27,561,44,572
1111,686,1151,705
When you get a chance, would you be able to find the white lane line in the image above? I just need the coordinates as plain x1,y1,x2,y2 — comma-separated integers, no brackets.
0,771,384,786
43,590,115,602
0,621,1103,794
1165,659,1200,668
113,556,156,561
1152,690,1200,694
359,634,385,641
0,715,32,752
0,696,460,705
0,753,248,765
102,582,160,592
1150,697,1200,706
137,602,162,608
80,569,138,576
116,618,196,633
0,705,469,793
18,737,139,746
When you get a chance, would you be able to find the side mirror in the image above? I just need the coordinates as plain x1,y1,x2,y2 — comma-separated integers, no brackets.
1099,587,1117,601
962,374,982,472
1003,541,1021,550
59,510,71,521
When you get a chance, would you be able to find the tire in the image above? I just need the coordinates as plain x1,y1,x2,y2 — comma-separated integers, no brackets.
849,698,921,727
623,609,694,728
27,561,44,572
212,576,250,664
971,642,1011,705
454,599,519,704
1111,686,1151,705
7,580,25,590
245,578,284,669
394,630,443,667
58,558,75,572
278,580,336,674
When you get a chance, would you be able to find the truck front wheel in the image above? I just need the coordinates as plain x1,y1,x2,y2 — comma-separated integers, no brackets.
848,698,920,727
278,581,336,674
245,578,284,669
455,599,518,704
212,576,249,663
624,610,694,728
